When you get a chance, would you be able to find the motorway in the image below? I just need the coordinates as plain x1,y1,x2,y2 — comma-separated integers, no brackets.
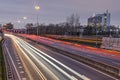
19,34,120,68
3,34,117,80
3,36,28,80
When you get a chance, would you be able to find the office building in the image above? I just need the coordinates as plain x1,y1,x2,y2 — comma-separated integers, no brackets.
88,10,110,31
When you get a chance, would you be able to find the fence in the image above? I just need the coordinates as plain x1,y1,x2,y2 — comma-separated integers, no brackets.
101,37,120,51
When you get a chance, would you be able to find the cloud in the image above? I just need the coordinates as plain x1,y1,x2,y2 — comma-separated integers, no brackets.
0,0,120,28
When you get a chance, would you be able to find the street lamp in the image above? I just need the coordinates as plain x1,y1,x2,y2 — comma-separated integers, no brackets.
35,6,40,11
80,28,84,38
17,20,21,33
110,29,112,37
23,17,28,34
23,16,27,20
116,29,119,37
34,5,40,36
95,21,98,47
17,20,21,23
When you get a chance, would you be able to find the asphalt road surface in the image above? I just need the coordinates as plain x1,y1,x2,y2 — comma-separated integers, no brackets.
3,34,117,80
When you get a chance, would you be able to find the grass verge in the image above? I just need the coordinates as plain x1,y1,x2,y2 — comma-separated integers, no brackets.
0,40,6,80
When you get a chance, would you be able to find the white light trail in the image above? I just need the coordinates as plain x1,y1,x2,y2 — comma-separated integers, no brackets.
5,44,21,80
18,38,90,80
6,34,90,80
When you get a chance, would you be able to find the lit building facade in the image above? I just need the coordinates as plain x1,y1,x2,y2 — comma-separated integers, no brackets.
88,10,110,31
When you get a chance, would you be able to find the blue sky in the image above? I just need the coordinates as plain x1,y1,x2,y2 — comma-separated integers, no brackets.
0,0,120,28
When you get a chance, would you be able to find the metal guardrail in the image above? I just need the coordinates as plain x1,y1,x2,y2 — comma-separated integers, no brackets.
18,35,120,79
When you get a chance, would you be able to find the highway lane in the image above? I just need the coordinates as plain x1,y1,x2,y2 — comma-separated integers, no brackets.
4,35,53,80
3,37,28,80
4,36,52,80
14,35,85,80
24,35,120,68
52,44,120,68
7,34,116,80
25,39,117,80
5,34,84,80
13,38,47,80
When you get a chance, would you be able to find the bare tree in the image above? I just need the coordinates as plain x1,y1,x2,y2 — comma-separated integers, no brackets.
67,13,80,27
25,23,33,34
25,23,33,29
74,14,80,27
3,23,14,30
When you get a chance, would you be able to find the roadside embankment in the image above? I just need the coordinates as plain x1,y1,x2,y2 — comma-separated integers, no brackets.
0,40,6,80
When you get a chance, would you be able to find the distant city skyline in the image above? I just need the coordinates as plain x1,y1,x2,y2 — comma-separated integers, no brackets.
0,0,120,28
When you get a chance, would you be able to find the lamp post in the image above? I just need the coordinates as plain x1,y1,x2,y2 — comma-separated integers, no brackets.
80,28,84,38
116,29,119,37
34,5,40,36
23,16,27,20
17,20,21,33
23,16,27,34
110,29,112,37
95,21,98,47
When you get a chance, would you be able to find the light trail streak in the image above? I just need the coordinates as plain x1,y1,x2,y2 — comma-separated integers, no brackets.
5,44,21,80
14,38,60,80
14,40,47,80
5,34,91,80
15,35,90,80
16,38,77,80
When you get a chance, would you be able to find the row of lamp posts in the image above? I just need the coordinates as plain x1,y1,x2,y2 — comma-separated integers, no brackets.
17,5,40,35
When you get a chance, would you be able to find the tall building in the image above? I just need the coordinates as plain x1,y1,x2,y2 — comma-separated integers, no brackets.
88,10,110,31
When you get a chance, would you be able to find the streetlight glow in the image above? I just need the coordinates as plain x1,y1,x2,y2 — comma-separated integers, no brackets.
34,5,40,36
35,6,40,10
17,20,21,23
23,17,27,20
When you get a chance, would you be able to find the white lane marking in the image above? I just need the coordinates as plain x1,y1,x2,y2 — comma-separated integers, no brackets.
18,40,79,80
5,33,119,80
19,66,23,69
22,78,27,80
62,52,119,80
15,40,60,80
20,71,24,74
5,44,21,80
87,55,93,58
16,59,20,62
14,39,48,80
7,34,90,80
16,36,89,80
71,76,78,80
112,62,120,65
16,57,19,59
18,62,21,65
111,55,115,56
19,35,120,80
23,40,89,80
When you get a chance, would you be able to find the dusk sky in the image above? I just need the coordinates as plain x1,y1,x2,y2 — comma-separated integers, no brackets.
0,0,120,28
